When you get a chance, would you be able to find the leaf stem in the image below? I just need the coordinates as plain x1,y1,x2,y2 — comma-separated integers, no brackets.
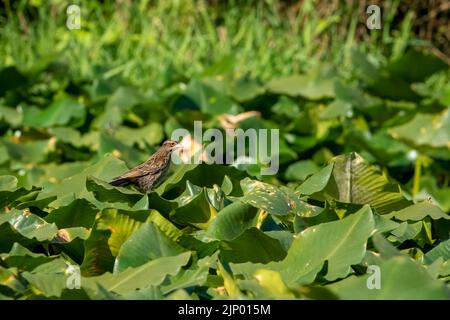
412,155,422,198
256,210,268,229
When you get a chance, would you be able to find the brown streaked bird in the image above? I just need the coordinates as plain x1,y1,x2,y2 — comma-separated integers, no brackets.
110,140,180,192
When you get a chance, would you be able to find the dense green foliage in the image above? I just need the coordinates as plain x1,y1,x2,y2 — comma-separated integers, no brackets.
0,1,449,300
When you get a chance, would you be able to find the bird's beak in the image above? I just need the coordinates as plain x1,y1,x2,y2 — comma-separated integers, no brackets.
173,144,183,150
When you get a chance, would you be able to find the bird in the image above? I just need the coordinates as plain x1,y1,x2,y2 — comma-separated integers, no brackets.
109,140,181,192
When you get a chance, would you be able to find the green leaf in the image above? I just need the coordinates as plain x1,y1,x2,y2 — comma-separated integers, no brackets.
80,208,146,276
0,175,18,191
207,200,258,241
265,231,295,252
162,254,217,294
220,228,286,263
121,286,163,300
373,214,400,234
0,209,58,241
240,178,311,216
47,127,82,146
285,160,320,182
23,94,85,128
44,198,98,228
217,260,242,298
423,239,450,264
156,164,246,196
0,183,39,209
229,78,265,102
82,252,191,294
18,259,70,298
113,123,164,148
266,66,336,99
231,205,375,285
22,272,67,298
86,175,144,206
53,227,90,242
385,202,450,221
372,233,404,259
330,153,412,214
146,210,183,242
99,132,146,167
389,109,450,150
0,265,26,294
114,222,185,273
252,269,296,298
1,243,56,271
327,256,450,299
2,139,53,164
320,100,353,119
390,221,422,243
300,153,412,214
180,79,240,115
296,163,334,195
37,153,129,207
271,96,300,118
15,196,57,210
170,188,215,228
107,86,143,111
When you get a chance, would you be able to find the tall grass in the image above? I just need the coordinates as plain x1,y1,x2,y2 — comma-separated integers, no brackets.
0,0,433,87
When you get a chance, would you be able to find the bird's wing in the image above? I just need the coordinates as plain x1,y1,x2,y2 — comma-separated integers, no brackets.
113,162,162,181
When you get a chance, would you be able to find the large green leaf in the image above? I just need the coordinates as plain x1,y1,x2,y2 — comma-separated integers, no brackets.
120,286,163,300
385,202,450,221
44,198,98,228
207,200,258,241
0,182,39,209
298,153,412,214
23,94,85,128
285,160,320,182
93,86,143,128
296,163,334,195
240,178,313,216
169,187,216,228
113,222,185,273
162,254,217,294
220,228,286,263
423,239,450,264
99,132,147,167
37,154,129,207
229,78,265,102
80,208,147,276
266,66,336,99
86,175,144,206
114,123,164,148
23,259,71,296
0,175,18,190
231,205,375,285
389,109,450,150
390,221,422,243
327,256,450,299
156,164,246,197
82,252,191,294
1,139,53,164
0,209,58,241
0,266,26,296
0,243,56,271
179,79,240,115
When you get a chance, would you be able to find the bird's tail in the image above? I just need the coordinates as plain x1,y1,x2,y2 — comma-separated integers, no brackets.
109,177,131,187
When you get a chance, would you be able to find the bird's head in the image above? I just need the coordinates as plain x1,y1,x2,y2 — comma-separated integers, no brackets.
162,140,181,152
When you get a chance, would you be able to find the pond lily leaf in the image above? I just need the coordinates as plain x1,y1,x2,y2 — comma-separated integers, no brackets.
231,205,375,285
